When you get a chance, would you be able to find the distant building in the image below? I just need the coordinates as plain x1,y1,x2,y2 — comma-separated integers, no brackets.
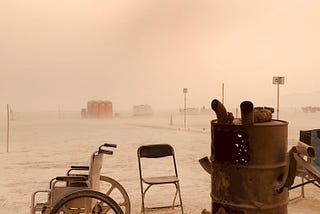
133,105,153,116
302,106,320,113
85,100,113,118
200,106,212,114
179,107,199,115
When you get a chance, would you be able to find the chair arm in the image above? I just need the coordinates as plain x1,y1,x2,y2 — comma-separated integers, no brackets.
55,176,87,182
50,175,87,188
67,166,89,175
70,165,89,170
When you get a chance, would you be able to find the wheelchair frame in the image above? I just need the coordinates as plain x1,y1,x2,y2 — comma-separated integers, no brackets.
30,143,130,214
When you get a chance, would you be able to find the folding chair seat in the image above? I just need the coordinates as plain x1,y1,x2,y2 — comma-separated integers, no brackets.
137,144,184,213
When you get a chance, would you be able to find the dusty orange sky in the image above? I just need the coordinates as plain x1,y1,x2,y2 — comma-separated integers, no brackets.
1,0,320,111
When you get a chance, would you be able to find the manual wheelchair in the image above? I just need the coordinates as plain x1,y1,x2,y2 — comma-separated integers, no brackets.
30,143,130,214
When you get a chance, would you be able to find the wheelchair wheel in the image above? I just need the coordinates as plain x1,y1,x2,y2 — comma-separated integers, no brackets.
50,189,123,214
100,176,131,214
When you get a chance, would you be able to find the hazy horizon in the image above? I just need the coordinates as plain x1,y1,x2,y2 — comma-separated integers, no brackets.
1,1,320,112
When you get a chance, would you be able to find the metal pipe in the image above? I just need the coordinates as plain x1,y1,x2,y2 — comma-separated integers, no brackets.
240,101,254,125
293,153,320,183
199,156,212,175
211,99,228,124
296,142,315,159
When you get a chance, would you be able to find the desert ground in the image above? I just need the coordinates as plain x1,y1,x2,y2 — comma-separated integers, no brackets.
1,110,320,213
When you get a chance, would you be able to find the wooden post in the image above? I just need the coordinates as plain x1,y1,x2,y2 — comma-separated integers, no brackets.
170,114,173,125
183,88,188,128
222,83,225,105
184,93,186,128
6,104,10,152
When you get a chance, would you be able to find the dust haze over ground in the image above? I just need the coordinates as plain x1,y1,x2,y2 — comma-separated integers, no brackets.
1,1,320,213
1,1,320,112
1,110,320,213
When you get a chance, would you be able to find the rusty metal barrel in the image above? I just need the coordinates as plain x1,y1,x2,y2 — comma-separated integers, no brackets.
210,100,288,213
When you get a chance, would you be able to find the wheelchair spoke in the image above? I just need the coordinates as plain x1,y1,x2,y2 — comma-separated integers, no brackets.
60,205,73,214
55,205,78,214
51,190,123,214
99,176,131,214
118,202,126,207
106,184,116,195
100,205,112,213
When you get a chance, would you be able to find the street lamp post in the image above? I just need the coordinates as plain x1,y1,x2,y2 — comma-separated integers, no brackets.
183,88,188,128
272,76,285,120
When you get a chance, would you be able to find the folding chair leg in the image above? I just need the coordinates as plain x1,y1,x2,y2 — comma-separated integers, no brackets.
141,193,145,214
140,184,147,214
177,182,184,214
172,187,179,208
172,182,184,213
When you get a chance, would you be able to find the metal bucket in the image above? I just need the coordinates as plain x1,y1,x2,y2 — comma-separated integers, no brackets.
211,119,288,213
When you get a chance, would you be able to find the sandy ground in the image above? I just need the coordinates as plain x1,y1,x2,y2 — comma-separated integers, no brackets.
0,113,320,213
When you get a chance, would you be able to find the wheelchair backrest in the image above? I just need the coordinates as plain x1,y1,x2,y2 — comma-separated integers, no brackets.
88,152,103,191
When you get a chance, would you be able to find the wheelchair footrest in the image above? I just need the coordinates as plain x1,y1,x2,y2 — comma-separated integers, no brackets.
34,202,50,211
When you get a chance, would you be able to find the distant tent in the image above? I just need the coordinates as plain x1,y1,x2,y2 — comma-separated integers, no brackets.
87,100,113,118
133,105,153,116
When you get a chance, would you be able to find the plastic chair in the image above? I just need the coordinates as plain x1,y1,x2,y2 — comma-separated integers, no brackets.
137,144,184,213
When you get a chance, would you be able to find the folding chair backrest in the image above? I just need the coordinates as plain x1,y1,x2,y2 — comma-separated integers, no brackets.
88,152,103,191
137,144,184,213
138,144,178,178
138,144,174,158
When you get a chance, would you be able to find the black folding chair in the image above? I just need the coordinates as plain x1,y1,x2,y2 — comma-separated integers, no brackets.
137,144,184,213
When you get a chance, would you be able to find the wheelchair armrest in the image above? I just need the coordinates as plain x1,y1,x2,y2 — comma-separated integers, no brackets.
99,149,113,155
102,143,117,148
98,143,117,155
70,165,89,170
50,176,87,188
55,176,87,182
67,166,89,175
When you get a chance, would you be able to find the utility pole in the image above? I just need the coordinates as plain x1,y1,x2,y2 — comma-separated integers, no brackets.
272,76,285,120
6,104,10,152
183,88,188,128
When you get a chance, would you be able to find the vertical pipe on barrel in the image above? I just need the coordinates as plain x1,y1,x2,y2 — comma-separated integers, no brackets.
240,101,254,125
211,99,228,124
